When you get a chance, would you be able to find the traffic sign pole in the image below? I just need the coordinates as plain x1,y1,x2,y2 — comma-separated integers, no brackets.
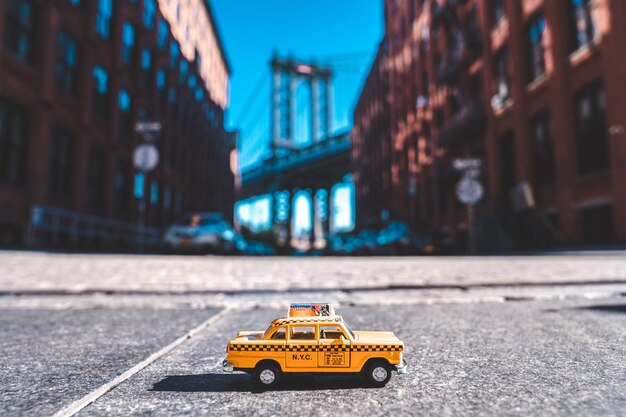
133,122,162,253
468,204,476,255
455,160,484,255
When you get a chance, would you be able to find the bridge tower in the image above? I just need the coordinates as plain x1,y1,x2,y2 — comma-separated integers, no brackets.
271,57,333,154
239,56,351,251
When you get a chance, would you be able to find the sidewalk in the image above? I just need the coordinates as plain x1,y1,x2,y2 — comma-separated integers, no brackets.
0,251,625,295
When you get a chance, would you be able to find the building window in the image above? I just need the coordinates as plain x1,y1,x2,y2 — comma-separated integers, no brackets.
96,0,113,40
490,0,505,27
121,22,135,64
141,49,152,71
168,87,177,105
86,146,105,210
188,74,197,89
493,47,511,107
55,31,78,96
158,19,169,49
0,98,28,185
118,90,132,139
528,14,546,82
195,88,204,102
169,40,179,68
140,49,153,89
179,59,188,81
3,0,37,64
156,69,166,90
92,66,110,120
48,128,73,202
568,0,596,52
531,111,555,187
574,82,609,175
143,0,156,30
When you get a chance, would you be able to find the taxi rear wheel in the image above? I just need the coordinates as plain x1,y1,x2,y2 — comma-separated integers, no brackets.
363,360,392,387
253,362,281,388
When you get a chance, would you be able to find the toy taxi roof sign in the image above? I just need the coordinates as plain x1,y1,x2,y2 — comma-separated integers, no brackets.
288,303,335,318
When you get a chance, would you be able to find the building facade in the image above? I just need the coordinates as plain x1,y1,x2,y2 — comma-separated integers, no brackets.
353,43,393,229
0,0,235,248
353,0,626,251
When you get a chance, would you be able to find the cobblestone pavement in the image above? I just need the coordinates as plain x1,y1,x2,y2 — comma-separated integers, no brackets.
1,251,625,294
0,251,625,416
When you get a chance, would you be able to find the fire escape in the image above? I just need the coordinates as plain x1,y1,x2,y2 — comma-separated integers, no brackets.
432,1,486,152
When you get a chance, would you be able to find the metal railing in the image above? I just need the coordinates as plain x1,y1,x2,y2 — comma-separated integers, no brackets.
26,205,162,252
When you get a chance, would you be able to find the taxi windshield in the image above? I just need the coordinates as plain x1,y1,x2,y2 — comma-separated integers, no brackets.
343,322,356,339
263,324,280,339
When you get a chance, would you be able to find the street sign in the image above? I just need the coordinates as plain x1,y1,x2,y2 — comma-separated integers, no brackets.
133,144,159,173
134,121,162,134
456,177,484,205
453,158,482,171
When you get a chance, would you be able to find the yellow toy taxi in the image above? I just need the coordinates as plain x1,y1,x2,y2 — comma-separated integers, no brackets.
222,303,407,387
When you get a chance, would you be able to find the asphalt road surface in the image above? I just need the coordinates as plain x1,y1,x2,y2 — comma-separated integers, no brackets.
0,252,625,416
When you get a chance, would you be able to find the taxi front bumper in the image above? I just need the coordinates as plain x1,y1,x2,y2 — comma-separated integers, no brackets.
222,358,234,373
395,359,408,375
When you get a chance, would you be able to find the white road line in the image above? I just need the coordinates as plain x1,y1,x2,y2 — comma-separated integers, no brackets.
52,307,232,417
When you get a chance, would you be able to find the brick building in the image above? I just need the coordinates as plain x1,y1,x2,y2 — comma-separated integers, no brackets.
352,43,393,229
353,0,626,251
0,0,235,248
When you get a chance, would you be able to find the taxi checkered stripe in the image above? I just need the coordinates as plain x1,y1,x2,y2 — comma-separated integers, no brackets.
318,345,349,352
229,344,402,352
229,344,284,352
286,345,317,352
351,344,404,352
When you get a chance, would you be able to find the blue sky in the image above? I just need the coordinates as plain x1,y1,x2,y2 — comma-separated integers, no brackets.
210,0,385,170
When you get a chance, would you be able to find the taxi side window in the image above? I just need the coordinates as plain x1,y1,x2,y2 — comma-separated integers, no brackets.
270,328,286,340
319,325,346,340
290,325,316,340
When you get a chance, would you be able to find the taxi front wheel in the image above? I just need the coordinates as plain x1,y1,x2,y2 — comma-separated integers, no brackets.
363,360,392,387
253,362,281,388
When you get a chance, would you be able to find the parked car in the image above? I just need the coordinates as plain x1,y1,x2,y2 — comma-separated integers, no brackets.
163,212,238,254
